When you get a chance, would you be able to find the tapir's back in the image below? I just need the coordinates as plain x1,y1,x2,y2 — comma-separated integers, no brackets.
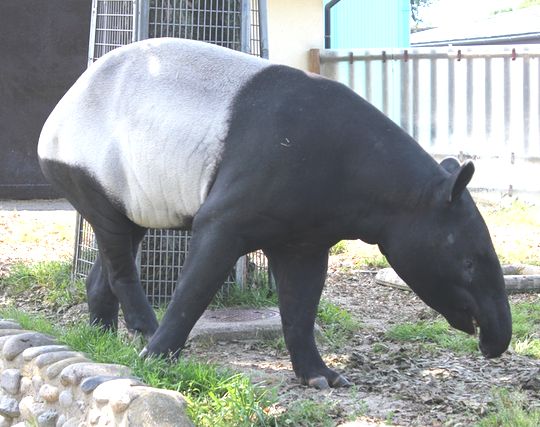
38,38,268,228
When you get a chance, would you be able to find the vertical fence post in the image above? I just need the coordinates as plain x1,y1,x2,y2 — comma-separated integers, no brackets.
523,54,530,154
309,49,321,74
400,50,410,133
448,54,455,145
466,57,473,139
241,0,251,53
429,53,437,145
503,56,511,145
258,0,269,59
136,0,149,41
485,57,492,141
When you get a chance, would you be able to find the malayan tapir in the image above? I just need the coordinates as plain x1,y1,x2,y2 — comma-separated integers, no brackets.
38,38,512,389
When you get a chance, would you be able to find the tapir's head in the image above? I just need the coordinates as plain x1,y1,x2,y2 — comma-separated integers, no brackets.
380,157,511,358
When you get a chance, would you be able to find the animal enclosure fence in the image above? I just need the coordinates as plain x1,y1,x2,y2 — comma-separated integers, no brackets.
75,0,270,306
313,45,540,198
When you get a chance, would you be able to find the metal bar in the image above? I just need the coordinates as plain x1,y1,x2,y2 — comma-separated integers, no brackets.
485,57,492,140
363,58,370,101
88,0,98,65
258,0,269,58
400,56,410,133
348,53,355,92
466,58,473,138
523,56,530,154
241,0,250,53
430,54,437,144
448,57,455,144
382,51,389,115
504,57,511,145
412,57,419,140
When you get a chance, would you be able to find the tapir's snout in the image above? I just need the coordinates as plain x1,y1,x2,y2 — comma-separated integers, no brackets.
477,296,512,358
441,291,512,358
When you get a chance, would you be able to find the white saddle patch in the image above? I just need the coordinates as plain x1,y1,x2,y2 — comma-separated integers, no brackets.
38,38,269,228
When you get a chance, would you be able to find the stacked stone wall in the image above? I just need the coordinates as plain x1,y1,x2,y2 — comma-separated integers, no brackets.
0,320,192,427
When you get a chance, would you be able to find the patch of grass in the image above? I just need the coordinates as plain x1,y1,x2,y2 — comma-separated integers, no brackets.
354,254,389,269
476,388,540,427
329,241,347,255
511,300,540,358
281,400,336,427
0,260,85,307
385,301,540,358
0,307,58,336
317,300,361,347
210,283,278,308
258,336,287,354
386,320,478,354
478,199,540,266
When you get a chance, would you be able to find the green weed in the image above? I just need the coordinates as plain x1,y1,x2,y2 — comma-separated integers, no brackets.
210,283,277,308
0,260,85,307
280,400,336,427
330,241,348,255
386,301,540,358
317,300,361,347
478,199,540,266
386,320,478,354
355,254,389,269
510,301,540,358
476,388,540,427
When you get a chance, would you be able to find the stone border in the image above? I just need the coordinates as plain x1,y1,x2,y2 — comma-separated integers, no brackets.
375,265,540,294
0,320,193,427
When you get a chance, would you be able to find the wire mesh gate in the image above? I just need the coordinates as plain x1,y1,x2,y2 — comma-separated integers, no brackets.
75,0,270,306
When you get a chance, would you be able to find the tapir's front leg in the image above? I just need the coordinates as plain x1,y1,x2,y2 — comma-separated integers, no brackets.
142,217,244,357
266,246,352,389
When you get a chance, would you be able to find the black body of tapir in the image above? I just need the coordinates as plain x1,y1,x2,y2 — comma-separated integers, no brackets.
38,38,512,389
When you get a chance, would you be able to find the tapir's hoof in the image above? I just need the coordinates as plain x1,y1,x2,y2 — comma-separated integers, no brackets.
305,376,330,390
331,374,352,388
139,347,149,358
302,374,352,389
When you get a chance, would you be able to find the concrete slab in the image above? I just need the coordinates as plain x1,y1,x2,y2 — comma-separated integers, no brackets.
189,307,282,343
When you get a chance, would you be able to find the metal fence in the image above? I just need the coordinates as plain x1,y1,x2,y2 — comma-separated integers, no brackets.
75,0,271,306
88,0,136,64
317,45,540,197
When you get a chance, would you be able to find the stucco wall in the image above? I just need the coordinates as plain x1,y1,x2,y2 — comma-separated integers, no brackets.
267,0,323,71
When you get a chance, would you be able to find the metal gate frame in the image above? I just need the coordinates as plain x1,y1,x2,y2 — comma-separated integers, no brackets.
75,0,271,306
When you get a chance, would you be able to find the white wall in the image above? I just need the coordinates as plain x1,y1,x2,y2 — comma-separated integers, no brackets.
267,0,323,71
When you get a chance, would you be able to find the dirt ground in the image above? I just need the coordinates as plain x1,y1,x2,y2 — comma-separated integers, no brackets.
0,199,539,426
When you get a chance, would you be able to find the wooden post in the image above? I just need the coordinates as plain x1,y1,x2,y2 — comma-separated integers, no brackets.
309,48,321,74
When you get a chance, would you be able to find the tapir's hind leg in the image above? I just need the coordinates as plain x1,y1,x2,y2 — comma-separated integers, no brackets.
90,222,158,339
265,247,352,389
85,254,118,330
86,226,147,331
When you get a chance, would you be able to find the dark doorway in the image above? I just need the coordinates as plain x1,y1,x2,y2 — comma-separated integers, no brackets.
0,0,91,199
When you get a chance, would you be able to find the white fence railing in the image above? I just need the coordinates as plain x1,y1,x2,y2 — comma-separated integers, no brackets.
313,45,540,197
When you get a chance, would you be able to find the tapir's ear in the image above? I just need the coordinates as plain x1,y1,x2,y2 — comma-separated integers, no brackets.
440,157,461,173
441,160,475,203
